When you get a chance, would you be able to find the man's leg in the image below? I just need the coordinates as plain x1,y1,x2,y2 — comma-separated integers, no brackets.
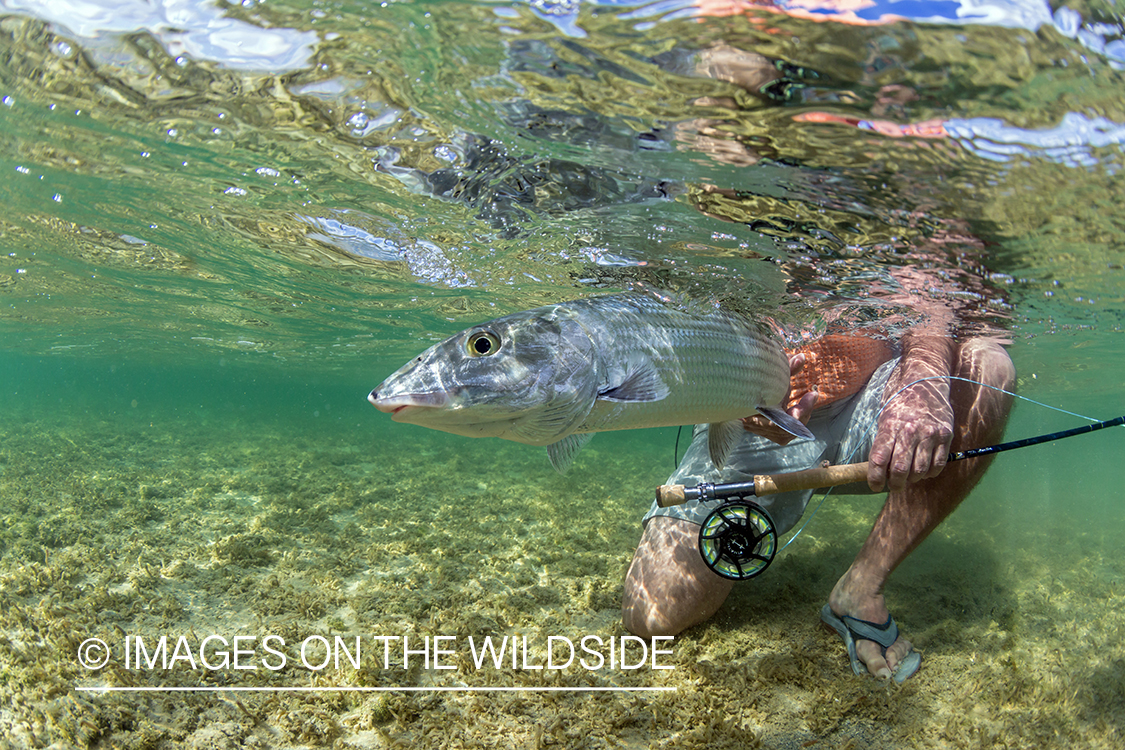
825,339,1015,678
622,516,733,638
621,358,886,640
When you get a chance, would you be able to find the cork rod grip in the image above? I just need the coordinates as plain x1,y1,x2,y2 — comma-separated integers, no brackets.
752,461,870,495
655,462,871,507
655,484,688,507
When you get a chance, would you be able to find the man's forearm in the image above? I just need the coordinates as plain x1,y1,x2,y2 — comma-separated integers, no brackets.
897,333,956,397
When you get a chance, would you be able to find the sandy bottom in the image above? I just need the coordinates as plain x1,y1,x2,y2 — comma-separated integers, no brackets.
1,411,1123,749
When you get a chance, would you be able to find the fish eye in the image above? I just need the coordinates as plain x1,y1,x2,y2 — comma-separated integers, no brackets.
466,330,501,357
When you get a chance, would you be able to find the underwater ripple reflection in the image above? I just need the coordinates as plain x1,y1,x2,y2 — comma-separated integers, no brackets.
1,0,1124,747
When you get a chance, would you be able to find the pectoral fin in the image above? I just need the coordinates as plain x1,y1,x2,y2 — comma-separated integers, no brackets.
756,405,815,441
597,362,670,403
707,420,745,470
546,433,594,475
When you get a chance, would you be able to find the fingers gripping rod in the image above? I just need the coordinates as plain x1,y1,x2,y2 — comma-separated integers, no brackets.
657,414,1125,508
658,413,1123,581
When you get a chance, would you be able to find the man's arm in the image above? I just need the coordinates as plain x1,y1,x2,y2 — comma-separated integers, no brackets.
866,333,956,492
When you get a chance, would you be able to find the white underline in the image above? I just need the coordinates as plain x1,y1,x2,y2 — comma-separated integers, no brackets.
76,686,675,693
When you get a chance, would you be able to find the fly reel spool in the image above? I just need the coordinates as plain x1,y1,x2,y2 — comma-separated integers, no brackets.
698,499,777,580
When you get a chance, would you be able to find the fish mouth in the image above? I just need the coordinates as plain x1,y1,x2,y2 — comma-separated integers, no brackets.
368,390,449,420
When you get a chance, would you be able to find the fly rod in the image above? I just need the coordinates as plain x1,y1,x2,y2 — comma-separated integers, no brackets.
657,413,1125,507
655,413,1125,581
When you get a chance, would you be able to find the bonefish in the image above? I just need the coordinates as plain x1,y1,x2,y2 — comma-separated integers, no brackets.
369,293,812,473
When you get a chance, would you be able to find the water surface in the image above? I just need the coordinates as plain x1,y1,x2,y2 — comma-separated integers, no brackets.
1,0,1123,747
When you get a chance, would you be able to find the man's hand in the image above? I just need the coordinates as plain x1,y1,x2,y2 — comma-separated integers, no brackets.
867,337,956,492
742,353,818,445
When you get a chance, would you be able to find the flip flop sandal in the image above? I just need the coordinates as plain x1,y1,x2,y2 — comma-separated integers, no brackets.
820,603,922,684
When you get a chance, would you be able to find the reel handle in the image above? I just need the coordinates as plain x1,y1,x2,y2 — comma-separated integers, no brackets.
656,461,870,507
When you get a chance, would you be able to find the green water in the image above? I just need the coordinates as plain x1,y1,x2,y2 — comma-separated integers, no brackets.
2,0,1124,747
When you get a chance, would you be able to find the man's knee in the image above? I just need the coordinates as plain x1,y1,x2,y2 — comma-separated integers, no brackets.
957,338,1015,390
622,517,733,638
622,593,678,639
951,337,1016,445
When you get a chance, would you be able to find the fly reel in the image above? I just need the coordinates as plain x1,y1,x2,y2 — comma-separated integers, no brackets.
662,412,1125,581
698,500,777,581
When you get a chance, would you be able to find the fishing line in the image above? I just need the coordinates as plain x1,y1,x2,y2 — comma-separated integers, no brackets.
779,376,1105,554
659,376,1122,580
